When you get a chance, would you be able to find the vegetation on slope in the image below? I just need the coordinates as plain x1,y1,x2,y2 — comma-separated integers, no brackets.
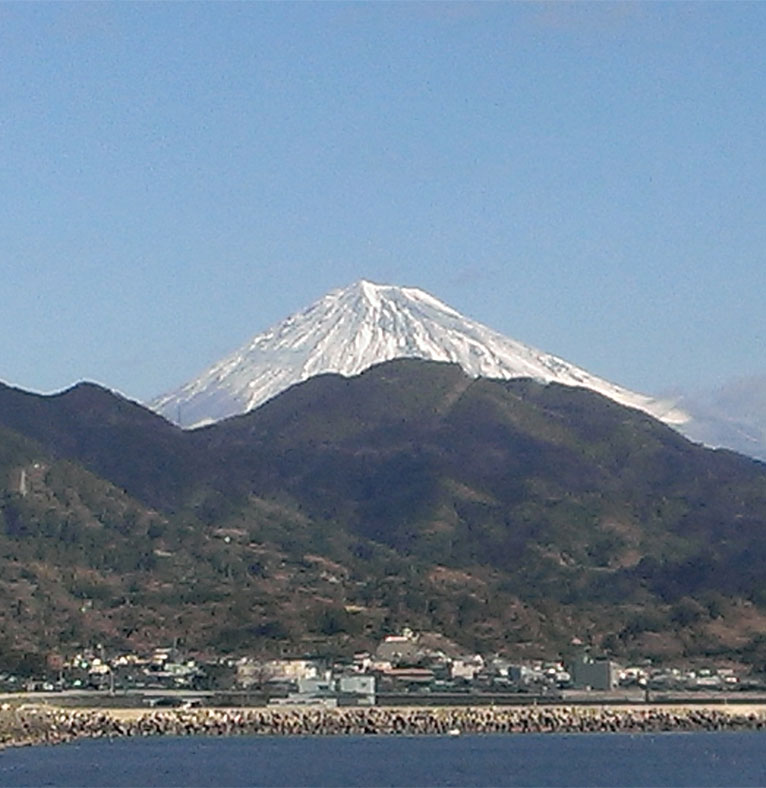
2,360,766,667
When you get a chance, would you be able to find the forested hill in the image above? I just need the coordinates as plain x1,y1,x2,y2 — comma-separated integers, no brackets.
2,360,766,666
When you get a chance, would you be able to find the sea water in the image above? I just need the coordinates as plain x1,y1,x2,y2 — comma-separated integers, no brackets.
1,732,765,787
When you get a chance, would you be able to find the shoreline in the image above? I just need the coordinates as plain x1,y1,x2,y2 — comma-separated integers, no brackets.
2,703,766,750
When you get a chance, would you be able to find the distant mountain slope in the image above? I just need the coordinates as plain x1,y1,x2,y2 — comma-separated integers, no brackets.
3,359,766,663
0,381,197,510
0,419,187,659
207,360,766,578
150,280,688,429
677,375,766,462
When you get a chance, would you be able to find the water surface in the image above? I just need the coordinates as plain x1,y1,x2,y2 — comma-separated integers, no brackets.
1,732,765,787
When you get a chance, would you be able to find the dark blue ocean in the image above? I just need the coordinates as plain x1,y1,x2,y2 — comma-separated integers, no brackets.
1,732,765,787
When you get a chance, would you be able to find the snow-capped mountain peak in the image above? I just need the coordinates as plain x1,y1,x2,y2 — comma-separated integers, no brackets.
150,280,689,429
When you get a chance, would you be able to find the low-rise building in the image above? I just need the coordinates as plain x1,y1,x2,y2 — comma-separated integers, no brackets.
237,658,321,688
450,657,483,682
280,672,375,706
337,674,376,704
569,652,620,691
375,635,421,665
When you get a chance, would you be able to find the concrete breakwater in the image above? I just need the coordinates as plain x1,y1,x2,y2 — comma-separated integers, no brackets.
2,704,766,748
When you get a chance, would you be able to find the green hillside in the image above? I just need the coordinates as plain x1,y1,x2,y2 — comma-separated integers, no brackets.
2,361,766,666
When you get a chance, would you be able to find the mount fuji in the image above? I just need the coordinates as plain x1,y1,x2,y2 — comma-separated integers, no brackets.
150,280,689,431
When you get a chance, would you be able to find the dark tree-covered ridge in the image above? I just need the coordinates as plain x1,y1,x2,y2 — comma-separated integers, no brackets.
1,360,766,664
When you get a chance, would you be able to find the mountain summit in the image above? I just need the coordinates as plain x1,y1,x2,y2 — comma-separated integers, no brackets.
150,280,688,428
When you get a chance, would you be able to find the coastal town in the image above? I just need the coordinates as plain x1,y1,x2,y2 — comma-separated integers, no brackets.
3,627,766,753
3,627,764,710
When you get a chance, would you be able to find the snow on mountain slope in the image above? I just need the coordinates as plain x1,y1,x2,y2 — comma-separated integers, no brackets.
150,280,689,429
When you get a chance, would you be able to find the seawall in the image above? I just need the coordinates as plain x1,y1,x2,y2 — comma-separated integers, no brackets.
2,704,766,749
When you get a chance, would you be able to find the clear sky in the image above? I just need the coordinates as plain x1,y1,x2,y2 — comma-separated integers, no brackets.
2,2,764,403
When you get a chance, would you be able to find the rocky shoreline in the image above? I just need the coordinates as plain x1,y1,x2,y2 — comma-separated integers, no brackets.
2,704,765,749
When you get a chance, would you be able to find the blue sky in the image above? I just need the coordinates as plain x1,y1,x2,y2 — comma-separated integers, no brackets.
2,2,764,402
